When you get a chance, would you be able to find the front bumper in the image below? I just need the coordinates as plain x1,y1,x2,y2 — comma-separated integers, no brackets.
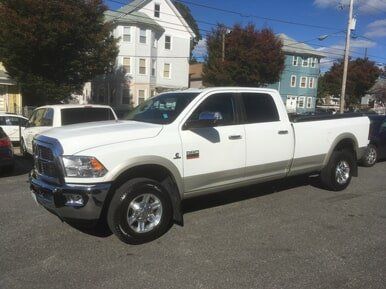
30,171,111,221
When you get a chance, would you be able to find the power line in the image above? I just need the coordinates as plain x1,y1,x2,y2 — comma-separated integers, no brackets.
174,0,340,31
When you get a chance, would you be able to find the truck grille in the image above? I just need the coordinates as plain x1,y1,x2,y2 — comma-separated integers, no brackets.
34,144,58,178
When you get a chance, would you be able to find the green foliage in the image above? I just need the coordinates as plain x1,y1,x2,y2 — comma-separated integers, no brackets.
0,0,118,105
322,58,381,105
203,24,285,87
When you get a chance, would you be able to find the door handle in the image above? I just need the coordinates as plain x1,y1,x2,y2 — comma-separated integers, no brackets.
278,130,289,135
228,135,242,140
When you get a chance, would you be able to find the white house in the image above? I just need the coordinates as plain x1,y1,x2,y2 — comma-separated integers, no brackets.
92,0,195,107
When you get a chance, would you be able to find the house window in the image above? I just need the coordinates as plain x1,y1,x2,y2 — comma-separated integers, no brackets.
298,96,305,108
151,89,156,97
309,77,315,89
292,56,298,66
154,3,160,18
306,97,313,108
311,58,317,68
139,28,147,44
165,35,171,50
163,63,170,78
151,59,156,76
139,58,146,74
138,89,146,104
300,77,307,88
123,57,131,73
290,75,297,87
302,57,309,67
123,27,131,42
152,32,157,48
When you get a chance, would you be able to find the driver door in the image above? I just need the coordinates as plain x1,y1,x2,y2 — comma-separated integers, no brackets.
180,92,246,193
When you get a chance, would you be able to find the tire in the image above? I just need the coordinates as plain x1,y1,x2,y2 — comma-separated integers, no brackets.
320,150,355,191
107,178,173,244
20,139,28,157
361,144,377,167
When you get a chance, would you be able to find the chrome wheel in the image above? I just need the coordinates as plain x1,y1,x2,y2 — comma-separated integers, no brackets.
335,160,350,185
127,193,162,233
365,147,377,165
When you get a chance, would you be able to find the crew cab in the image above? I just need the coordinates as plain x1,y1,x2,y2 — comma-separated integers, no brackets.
30,88,369,244
21,104,117,155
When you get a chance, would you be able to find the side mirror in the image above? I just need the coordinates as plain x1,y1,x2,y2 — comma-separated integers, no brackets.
183,111,223,130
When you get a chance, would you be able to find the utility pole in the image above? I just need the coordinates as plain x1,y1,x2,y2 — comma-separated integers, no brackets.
340,0,355,114
222,30,225,62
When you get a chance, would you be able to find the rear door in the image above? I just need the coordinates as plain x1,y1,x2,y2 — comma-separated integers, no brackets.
0,116,22,142
180,92,246,193
241,92,294,181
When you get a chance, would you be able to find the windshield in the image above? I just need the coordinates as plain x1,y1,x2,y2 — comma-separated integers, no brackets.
125,92,199,124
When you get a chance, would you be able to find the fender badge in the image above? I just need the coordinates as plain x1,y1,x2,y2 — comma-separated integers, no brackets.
173,153,181,160
187,150,199,159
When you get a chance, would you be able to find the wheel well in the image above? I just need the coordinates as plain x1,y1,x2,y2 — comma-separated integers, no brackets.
100,164,183,226
334,138,356,154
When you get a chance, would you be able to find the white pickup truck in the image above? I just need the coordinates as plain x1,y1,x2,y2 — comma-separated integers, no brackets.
30,88,369,244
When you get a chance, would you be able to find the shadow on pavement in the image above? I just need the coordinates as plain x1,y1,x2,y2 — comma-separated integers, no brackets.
182,174,322,214
0,155,33,178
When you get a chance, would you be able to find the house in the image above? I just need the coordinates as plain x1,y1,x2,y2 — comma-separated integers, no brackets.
268,34,325,114
189,63,203,88
0,63,22,114
92,0,195,107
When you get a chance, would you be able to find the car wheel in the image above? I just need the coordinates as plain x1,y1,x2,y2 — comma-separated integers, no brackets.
20,139,28,157
320,150,354,191
361,144,377,167
107,178,173,244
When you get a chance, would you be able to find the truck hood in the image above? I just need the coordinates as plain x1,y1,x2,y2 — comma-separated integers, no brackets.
38,120,163,155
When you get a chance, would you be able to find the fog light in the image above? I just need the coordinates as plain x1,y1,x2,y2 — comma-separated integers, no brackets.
64,194,84,207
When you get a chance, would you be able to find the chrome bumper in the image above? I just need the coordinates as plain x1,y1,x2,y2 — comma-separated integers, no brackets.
30,171,111,221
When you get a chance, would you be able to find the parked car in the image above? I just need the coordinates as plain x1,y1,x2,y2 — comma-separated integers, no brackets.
0,113,28,142
30,87,369,244
360,115,386,167
21,104,117,155
0,127,14,172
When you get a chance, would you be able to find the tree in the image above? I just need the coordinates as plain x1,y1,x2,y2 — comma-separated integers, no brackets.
0,0,118,105
203,24,285,87
322,58,380,106
370,79,386,103
172,1,201,55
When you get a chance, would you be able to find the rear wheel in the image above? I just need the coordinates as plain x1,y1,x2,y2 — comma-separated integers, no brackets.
361,144,377,167
107,178,173,244
320,150,354,191
20,139,28,157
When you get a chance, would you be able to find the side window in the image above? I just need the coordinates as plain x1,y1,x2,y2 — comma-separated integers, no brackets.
241,93,279,123
189,93,236,126
32,109,45,127
381,120,386,133
42,108,54,126
0,116,6,125
5,116,20,126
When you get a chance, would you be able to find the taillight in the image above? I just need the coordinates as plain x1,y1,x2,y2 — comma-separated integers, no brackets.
0,137,12,148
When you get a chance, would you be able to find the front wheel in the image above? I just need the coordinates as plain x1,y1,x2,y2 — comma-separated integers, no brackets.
107,178,173,244
320,150,355,191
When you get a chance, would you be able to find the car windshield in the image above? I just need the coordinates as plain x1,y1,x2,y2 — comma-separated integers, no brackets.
125,92,199,124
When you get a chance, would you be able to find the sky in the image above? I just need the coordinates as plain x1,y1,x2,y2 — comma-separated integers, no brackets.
106,0,386,70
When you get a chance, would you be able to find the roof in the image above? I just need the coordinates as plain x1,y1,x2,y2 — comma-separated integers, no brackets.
105,10,164,32
0,113,28,120
35,104,114,110
105,0,195,38
189,63,203,80
278,34,326,58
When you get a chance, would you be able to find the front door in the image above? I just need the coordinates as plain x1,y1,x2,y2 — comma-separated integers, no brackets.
180,92,246,193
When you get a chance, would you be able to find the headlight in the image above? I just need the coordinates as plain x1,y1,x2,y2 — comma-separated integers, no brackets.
62,156,107,178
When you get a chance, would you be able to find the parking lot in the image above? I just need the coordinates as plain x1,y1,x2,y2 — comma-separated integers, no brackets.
1,154,385,289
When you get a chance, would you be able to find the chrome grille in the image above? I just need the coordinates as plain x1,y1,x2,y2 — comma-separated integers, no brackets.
34,144,58,178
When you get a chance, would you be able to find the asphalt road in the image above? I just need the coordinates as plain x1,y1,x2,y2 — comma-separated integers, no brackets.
0,155,385,289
